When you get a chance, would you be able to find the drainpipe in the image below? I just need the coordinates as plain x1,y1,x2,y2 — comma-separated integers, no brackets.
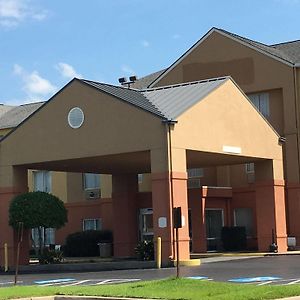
293,64,300,182
286,64,300,236
163,119,178,260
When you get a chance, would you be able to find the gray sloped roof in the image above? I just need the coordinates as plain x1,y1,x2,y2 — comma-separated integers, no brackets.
0,77,228,133
272,40,300,64
216,28,294,64
130,69,166,89
0,105,14,118
141,77,227,119
81,77,228,120
0,102,44,129
81,79,166,119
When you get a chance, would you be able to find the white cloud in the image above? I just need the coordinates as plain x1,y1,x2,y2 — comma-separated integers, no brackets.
121,64,135,75
56,62,82,79
141,40,150,48
0,0,48,28
13,64,57,101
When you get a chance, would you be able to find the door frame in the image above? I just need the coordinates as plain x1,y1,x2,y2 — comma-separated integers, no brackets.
205,208,224,251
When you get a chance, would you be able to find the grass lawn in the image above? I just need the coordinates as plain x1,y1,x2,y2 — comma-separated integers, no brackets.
1,278,300,300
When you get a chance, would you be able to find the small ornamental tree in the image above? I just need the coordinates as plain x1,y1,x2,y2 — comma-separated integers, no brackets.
9,191,68,254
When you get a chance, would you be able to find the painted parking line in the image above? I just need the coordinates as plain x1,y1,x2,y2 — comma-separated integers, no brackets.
96,279,141,285
34,278,76,285
36,278,141,287
0,281,22,285
228,276,282,283
286,279,300,285
186,276,213,281
61,280,90,287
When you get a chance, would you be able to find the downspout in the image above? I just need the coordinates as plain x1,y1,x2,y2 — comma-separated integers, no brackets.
286,64,300,235
293,64,300,182
164,119,178,260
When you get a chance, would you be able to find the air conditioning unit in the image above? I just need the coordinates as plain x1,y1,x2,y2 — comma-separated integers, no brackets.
85,189,100,199
187,178,201,189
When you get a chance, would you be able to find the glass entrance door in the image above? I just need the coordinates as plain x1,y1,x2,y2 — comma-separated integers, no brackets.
205,209,224,251
139,208,153,241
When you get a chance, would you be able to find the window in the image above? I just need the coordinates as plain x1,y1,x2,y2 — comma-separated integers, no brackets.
188,168,204,178
138,174,143,184
33,171,51,193
234,208,254,237
248,92,270,117
187,168,203,189
83,173,100,190
245,163,254,174
83,218,102,231
31,227,55,247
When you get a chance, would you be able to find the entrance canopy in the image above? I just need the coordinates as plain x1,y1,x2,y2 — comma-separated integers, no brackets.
0,76,282,179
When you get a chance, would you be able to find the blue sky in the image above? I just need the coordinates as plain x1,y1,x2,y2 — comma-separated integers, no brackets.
1,0,300,105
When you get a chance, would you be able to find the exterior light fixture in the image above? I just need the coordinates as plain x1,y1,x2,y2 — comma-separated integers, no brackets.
278,136,286,144
118,75,138,88
118,77,127,84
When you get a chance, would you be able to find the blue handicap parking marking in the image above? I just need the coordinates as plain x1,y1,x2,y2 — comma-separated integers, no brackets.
228,276,282,283
34,278,76,285
186,276,209,280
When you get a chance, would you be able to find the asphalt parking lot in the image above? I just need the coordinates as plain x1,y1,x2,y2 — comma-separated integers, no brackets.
1,255,300,287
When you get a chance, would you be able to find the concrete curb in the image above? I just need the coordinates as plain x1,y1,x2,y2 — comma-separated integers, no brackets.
5,261,156,274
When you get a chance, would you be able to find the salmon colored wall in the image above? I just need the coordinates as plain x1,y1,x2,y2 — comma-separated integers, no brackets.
231,187,257,249
55,198,113,245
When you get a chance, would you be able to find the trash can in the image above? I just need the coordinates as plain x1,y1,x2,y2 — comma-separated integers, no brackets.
98,242,112,258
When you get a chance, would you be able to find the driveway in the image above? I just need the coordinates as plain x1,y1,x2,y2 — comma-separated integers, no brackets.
1,256,300,287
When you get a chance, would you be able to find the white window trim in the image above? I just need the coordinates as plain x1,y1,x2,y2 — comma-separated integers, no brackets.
248,92,270,118
33,170,51,193
83,173,100,191
82,218,102,231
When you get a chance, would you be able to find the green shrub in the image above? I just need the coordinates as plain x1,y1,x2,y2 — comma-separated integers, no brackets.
135,240,154,261
63,230,113,257
39,247,64,264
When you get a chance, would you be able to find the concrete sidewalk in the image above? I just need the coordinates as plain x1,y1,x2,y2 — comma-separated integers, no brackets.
276,297,300,300
191,250,300,259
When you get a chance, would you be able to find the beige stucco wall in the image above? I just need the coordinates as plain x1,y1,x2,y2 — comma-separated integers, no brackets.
153,30,297,183
0,80,169,188
66,173,112,202
173,80,282,161
0,80,167,167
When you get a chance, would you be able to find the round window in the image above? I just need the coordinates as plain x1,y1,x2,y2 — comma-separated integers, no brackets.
68,107,84,129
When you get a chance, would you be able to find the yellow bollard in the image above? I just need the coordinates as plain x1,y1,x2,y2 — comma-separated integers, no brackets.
4,243,8,272
156,237,161,269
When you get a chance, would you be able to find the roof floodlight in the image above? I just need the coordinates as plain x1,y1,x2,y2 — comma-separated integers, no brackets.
129,75,137,82
118,77,127,84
